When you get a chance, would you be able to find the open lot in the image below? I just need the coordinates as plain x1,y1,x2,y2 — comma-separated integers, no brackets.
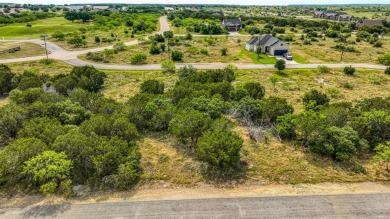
80,36,278,64
289,36,390,64
0,42,46,59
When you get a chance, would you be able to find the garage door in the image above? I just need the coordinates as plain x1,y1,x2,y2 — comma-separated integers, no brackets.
273,50,288,56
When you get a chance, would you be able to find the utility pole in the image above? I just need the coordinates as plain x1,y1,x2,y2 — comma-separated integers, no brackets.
42,34,48,60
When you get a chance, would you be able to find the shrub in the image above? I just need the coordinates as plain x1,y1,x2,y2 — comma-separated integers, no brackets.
220,48,228,56
243,82,265,100
130,53,147,65
344,66,356,75
196,128,243,169
185,33,192,40
171,50,183,61
317,65,331,73
52,31,65,41
373,41,383,48
161,60,176,73
274,59,286,73
303,89,329,110
67,36,83,47
385,67,390,75
378,53,390,66
310,126,367,161
140,79,164,94
113,42,126,52
169,110,211,144
149,43,161,55
200,49,208,55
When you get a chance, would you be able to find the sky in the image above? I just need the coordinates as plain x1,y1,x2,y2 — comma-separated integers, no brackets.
2,0,389,6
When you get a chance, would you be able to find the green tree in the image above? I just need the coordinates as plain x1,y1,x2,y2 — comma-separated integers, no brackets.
94,36,101,44
169,110,211,144
310,126,368,161
373,142,390,171
256,47,262,59
140,79,164,94
274,59,286,73
261,96,294,123
23,151,72,194
302,89,330,111
52,130,95,182
243,82,265,100
17,117,72,145
196,128,243,169
171,50,183,61
130,53,147,64
0,138,48,181
0,64,17,95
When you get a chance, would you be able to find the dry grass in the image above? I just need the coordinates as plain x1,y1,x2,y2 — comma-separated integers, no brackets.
235,68,390,112
289,37,390,64
6,60,73,75
80,36,259,64
234,123,389,184
103,70,178,102
139,133,203,187
0,42,46,59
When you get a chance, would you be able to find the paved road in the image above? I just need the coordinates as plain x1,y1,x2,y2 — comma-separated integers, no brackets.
1,193,389,218
0,16,387,71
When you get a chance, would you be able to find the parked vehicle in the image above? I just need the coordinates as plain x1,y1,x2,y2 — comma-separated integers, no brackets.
283,52,293,60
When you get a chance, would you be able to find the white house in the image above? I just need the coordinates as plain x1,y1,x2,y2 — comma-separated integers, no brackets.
246,34,289,56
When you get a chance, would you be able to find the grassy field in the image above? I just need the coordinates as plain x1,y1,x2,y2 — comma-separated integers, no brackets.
0,17,86,40
0,42,46,59
289,36,390,64
6,59,74,75
2,62,390,186
79,36,279,64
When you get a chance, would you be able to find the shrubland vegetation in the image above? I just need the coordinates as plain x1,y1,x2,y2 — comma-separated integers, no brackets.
1,62,390,196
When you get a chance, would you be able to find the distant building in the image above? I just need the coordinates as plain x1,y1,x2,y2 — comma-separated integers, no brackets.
314,11,354,22
338,14,354,22
222,18,242,32
246,34,289,56
93,6,109,11
164,7,175,11
356,20,384,29
65,6,84,11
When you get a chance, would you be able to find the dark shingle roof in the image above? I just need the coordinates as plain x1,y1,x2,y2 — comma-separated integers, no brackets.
357,20,384,27
246,34,280,46
223,19,241,26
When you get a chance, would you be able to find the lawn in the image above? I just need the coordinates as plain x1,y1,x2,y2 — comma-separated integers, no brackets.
236,47,277,64
289,36,390,64
0,42,46,59
0,17,86,40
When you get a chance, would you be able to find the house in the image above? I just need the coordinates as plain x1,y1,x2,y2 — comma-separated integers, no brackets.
314,11,325,18
65,6,84,11
338,14,354,22
93,6,109,11
222,18,241,32
356,20,384,29
323,13,339,20
246,34,290,56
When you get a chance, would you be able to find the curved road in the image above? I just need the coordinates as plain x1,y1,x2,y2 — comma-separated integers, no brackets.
0,16,387,71
1,193,390,218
